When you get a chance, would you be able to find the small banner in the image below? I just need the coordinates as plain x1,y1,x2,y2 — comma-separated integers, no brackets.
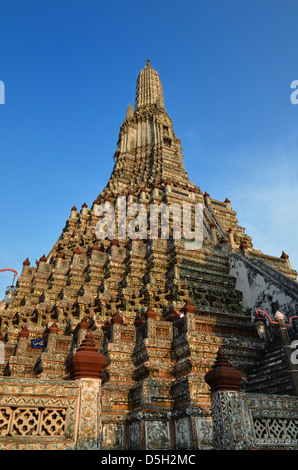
31,338,47,349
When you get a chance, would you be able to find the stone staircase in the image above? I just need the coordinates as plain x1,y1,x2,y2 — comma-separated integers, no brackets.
246,330,298,396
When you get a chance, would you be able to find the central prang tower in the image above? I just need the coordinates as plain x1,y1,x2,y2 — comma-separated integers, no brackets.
106,59,191,196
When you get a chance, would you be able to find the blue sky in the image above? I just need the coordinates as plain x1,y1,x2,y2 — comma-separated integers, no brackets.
0,0,298,298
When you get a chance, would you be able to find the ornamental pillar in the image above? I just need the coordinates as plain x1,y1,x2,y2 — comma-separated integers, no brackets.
66,330,107,450
205,348,246,450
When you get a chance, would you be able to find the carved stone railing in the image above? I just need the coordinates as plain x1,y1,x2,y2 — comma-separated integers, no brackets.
0,331,107,450
0,405,68,438
0,377,79,449
253,415,298,442
0,376,105,450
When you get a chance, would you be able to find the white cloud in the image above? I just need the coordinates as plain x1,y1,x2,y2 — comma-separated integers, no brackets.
228,135,298,273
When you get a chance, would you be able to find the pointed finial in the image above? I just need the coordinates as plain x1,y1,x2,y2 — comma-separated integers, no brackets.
126,103,134,120
66,329,107,380
275,311,284,321
134,313,146,327
19,325,30,338
205,348,242,392
166,307,180,322
112,311,123,325
102,319,112,332
49,320,59,334
183,299,196,314
146,59,151,67
146,306,157,319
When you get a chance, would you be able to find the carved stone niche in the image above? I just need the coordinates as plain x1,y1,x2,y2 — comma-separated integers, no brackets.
129,422,140,450
101,422,124,450
175,418,191,449
145,420,170,450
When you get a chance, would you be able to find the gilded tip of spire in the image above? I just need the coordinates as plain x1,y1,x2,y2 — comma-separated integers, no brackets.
135,59,164,109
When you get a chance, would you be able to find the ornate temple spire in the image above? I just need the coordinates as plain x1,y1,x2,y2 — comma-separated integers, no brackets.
103,59,190,194
135,59,165,109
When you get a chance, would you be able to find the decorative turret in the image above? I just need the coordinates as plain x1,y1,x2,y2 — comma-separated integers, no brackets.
146,306,157,319
126,103,134,120
205,348,242,393
66,329,107,380
19,325,29,338
111,311,123,325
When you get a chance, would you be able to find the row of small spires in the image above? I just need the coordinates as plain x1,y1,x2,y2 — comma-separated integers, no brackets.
70,192,231,212
69,190,231,216
204,191,230,204
70,182,199,212
22,242,290,268
20,186,290,267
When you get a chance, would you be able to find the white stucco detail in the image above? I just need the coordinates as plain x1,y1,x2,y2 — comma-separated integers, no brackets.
229,254,298,322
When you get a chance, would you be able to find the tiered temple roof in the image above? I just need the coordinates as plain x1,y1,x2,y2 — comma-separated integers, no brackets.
0,61,297,441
